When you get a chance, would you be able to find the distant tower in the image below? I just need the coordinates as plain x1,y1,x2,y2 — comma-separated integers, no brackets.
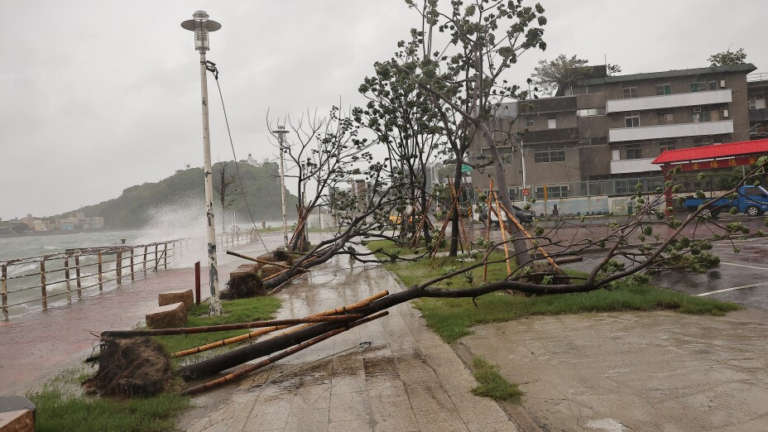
247,153,258,166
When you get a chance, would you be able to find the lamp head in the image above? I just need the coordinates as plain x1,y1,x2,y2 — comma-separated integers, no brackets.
181,10,221,52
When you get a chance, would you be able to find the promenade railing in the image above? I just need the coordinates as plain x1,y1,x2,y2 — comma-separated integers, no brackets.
0,239,188,321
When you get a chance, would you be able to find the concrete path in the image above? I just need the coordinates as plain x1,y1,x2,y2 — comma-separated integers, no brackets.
460,310,768,432
179,257,519,432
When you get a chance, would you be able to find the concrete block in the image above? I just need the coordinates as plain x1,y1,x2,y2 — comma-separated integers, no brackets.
158,289,194,309
0,396,36,432
146,302,187,329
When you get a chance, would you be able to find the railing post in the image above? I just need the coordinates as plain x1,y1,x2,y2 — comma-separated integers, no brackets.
64,256,71,304
1,264,7,321
75,255,82,298
40,259,47,310
143,246,148,277
116,250,122,286
98,251,103,292
154,244,158,270
164,243,168,270
130,247,135,282
194,261,201,306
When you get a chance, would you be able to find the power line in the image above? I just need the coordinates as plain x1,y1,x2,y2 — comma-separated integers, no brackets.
206,61,270,254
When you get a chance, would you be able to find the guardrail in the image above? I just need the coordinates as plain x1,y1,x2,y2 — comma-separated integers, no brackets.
216,228,259,250
747,72,768,82
0,239,188,321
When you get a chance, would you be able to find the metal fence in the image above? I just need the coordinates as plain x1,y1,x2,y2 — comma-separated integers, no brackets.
0,239,187,321
500,176,667,201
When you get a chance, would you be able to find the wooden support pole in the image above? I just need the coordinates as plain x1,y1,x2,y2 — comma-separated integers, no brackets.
143,246,148,277
97,251,103,292
172,290,390,358
492,192,513,276
75,256,82,298
225,251,294,270
1,264,7,321
180,311,389,396
102,315,364,338
64,257,71,304
130,248,135,282
116,251,122,286
41,259,47,310
484,179,493,282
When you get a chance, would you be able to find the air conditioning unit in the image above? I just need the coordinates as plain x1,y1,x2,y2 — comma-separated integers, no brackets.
723,109,729,118
720,80,726,88
693,107,702,113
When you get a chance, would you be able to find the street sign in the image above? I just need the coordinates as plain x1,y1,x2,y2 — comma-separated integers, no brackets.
522,188,530,197
461,164,472,173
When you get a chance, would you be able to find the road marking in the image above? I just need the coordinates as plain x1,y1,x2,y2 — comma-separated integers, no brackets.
720,262,768,271
697,282,768,297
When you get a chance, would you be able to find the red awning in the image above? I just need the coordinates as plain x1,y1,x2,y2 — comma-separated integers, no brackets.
652,139,768,165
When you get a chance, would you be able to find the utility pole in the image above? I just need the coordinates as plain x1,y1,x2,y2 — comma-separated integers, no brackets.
181,11,223,315
273,125,290,248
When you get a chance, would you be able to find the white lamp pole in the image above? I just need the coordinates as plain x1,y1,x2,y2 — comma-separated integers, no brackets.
272,126,290,248
518,140,527,204
182,11,223,315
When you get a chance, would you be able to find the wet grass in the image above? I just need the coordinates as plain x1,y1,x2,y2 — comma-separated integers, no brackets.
27,367,191,432
470,357,523,404
154,296,282,362
368,240,740,343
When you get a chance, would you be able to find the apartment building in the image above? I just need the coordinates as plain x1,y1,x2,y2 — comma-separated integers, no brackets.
470,63,758,211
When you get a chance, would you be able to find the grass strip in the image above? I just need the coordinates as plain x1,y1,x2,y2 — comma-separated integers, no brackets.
28,368,190,432
368,240,739,343
470,357,522,404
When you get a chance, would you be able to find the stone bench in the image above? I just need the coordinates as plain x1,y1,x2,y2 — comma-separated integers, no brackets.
146,303,187,329
0,396,35,432
158,289,194,309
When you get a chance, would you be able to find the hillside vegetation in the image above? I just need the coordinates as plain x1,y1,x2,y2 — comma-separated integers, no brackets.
55,162,297,229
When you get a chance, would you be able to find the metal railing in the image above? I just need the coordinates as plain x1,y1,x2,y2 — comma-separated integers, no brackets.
0,239,188,321
499,176,667,201
216,228,259,250
747,72,768,82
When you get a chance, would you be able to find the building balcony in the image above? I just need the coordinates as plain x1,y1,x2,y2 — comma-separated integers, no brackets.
609,120,734,143
520,127,579,145
749,109,768,123
605,89,732,113
610,158,662,175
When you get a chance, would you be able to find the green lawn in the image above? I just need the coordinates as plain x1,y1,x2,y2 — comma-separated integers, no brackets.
369,240,739,343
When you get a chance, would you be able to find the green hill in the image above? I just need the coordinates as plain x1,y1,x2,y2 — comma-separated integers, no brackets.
56,162,298,229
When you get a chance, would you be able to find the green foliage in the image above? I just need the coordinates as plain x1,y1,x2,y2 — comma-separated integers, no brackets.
471,357,523,404
29,384,190,432
532,54,590,95
52,162,297,229
708,48,747,67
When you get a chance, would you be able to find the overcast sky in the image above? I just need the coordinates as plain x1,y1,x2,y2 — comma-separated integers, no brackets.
1,0,766,220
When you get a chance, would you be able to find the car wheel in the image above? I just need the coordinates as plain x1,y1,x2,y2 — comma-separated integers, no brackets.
746,205,760,217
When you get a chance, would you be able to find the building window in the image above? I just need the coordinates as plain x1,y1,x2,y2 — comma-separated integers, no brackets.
525,117,534,128
659,140,676,153
691,81,719,92
748,93,766,110
534,146,566,163
547,117,557,129
625,144,642,160
576,108,606,117
625,112,640,128
623,87,638,98
656,83,672,96
578,137,608,146
535,185,569,199
658,110,674,125
692,107,711,123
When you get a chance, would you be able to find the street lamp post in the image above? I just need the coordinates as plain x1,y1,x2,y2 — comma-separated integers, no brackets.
181,11,223,315
518,141,528,204
272,126,290,248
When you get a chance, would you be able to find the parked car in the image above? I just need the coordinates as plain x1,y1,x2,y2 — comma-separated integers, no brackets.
683,185,768,217
478,204,535,226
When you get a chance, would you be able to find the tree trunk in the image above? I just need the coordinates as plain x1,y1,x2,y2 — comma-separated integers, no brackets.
449,160,462,256
479,123,533,266
421,184,432,246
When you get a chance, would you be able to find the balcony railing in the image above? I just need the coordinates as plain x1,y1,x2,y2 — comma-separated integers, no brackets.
606,89,732,114
609,120,734,143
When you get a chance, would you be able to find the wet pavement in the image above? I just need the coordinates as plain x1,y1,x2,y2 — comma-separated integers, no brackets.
461,309,768,431
179,256,520,432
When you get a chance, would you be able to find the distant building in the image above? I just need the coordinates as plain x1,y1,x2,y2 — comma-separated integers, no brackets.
91,217,105,229
469,63,762,214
